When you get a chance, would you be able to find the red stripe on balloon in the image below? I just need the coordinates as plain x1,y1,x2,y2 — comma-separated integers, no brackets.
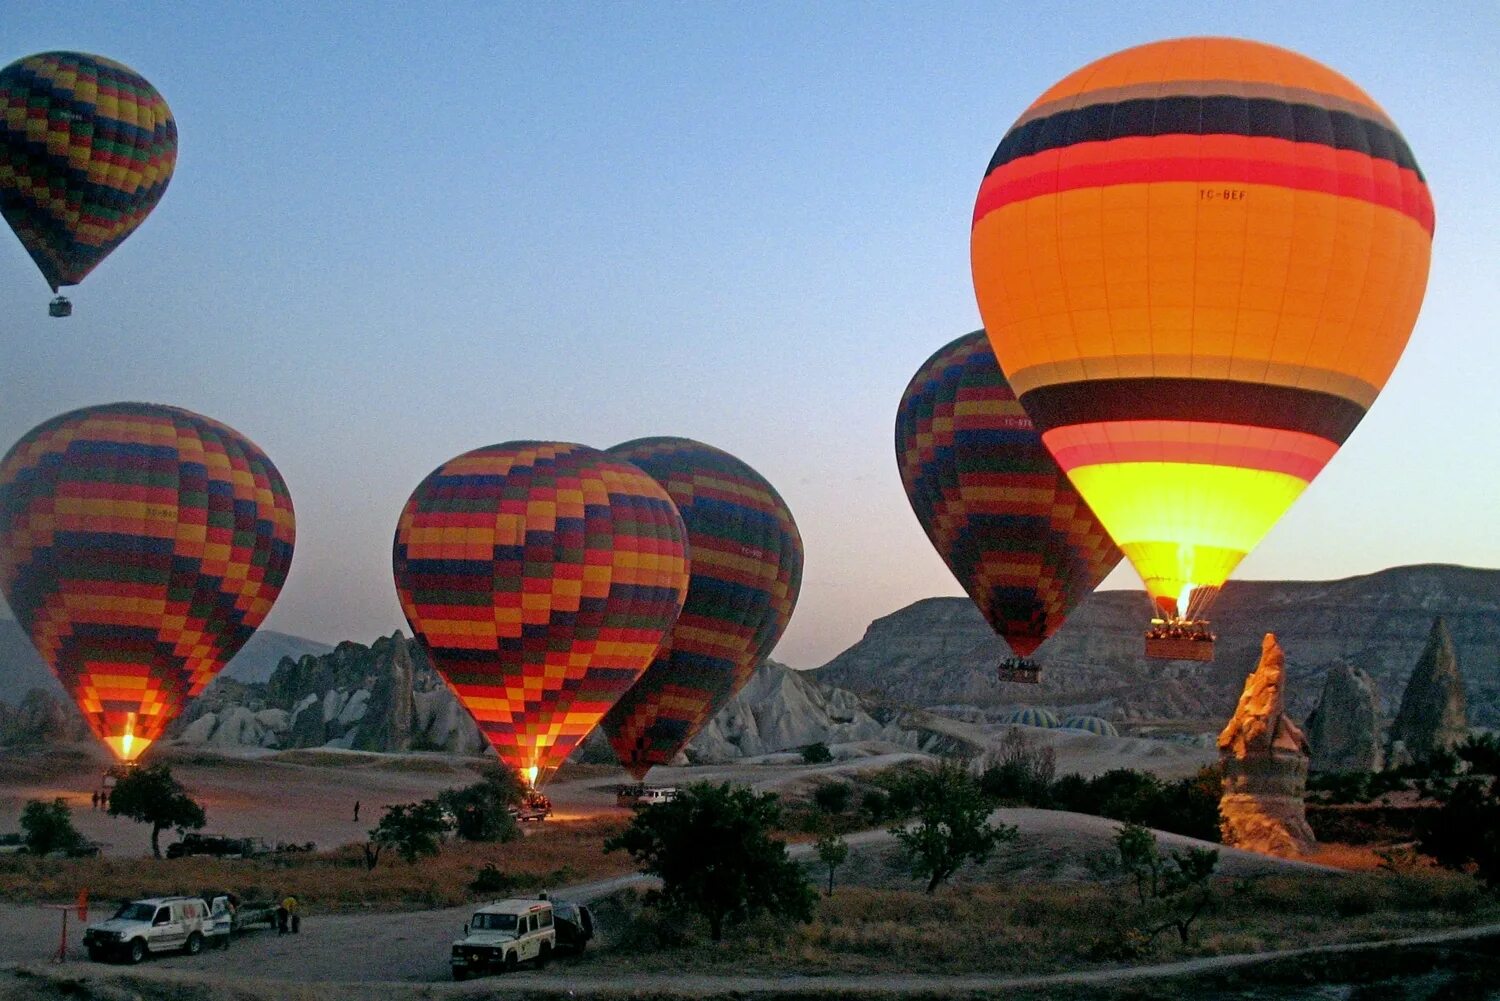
1041,421,1337,481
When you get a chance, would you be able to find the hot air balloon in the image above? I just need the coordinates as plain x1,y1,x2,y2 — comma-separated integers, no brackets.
971,37,1433,659
0,52,178,316
392,442,690,788
599,437,803,780
0,403,296,761
896,331,1121,681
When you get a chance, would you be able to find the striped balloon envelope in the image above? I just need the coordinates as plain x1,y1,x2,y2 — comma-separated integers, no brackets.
599,437,803,779
0,52,177,293
895,331,1120,660
971,37,1433,622
392,442,690,787
0,403,295,761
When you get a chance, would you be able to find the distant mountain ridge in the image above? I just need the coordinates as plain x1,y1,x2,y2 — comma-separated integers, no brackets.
814,564,1500,730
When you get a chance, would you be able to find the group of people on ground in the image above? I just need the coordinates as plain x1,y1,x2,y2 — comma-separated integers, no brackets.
89,790,110,810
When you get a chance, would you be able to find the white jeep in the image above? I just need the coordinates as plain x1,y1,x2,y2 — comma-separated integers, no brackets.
83,896,211,963
450,897,556,980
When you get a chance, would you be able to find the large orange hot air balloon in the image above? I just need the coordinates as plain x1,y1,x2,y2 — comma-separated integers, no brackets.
392,442,690,787
895,331,1120,679
0,53,178,315
971,37,1433,650
0,403,296,761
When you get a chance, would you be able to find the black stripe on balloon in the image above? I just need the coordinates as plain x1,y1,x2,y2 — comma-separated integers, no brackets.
987,95,1422,179
1018,378,1366,444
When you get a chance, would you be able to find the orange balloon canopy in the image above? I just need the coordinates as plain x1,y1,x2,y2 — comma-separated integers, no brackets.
971,37,1433,620
392,442,690,787
0,403,296,761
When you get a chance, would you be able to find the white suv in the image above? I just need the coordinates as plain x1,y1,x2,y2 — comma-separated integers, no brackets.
83,896,211,964
450,897,556,980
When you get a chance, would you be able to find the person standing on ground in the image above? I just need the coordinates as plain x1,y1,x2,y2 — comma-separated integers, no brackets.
282,894,300,934
353,800,360,822
91,791,99,811
275,896,288,935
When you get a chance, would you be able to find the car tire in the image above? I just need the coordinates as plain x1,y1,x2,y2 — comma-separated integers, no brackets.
537,942,551,968
452,968,467,982
503,951,517,973
185,933,202,956
127,939,146,964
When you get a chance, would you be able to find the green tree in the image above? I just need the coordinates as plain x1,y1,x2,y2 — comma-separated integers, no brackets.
812,781,851,815
20,798,83,856
1114,822,1218,947
891,759,1017,893
439,764,524,842
605,782,815,941
815,832,849,896
107,764,206,858
369,800,450,864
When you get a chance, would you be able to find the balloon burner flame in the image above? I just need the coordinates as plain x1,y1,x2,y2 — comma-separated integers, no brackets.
525,764,539,789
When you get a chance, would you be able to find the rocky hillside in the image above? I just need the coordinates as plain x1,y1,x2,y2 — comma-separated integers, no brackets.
815,565,1500,730
0,617,332,702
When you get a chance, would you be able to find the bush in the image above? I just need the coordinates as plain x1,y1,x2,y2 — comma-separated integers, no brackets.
1046,766,1221,842
859,789,893,823
812,782,852,815
439,765,523,843
369,800,450,864
801,742,833,765
20,799,83,857
1415,774,1500,888
469,863,520,896
979,729,1056,806
1111,821,1218,950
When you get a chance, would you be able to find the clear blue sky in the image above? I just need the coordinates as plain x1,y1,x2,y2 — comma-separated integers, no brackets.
3,3,1497,667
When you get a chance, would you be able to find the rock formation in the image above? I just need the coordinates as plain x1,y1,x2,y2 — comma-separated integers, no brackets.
1387,616,1469,764
1218,634,1316,857
0,688,91,746
1305,663,1383,773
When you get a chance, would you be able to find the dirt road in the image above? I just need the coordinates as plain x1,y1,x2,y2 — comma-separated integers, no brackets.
5,922,1498,1000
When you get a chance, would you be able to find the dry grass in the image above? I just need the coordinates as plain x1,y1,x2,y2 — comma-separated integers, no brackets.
0,817,631,912
579,868,1500,976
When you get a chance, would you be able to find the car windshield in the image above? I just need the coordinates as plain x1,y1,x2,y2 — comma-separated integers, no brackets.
113,903,155,922
471,913,518,932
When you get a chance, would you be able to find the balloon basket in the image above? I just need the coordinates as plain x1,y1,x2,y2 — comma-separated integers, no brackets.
48,296,72,318
996,657,1041,684
1144,620,1216,662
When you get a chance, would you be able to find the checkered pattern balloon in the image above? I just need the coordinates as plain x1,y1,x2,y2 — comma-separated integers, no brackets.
0,403,296,761
392,442,690,784
1,52,177,291
896,331,1119,657
600,437,803,779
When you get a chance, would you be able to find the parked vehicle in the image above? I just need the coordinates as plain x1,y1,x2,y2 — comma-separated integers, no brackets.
550,898,594,954
450,897,556,980
83,896,210,964
164,833,255,859
508,790,552,823
615,784,678,807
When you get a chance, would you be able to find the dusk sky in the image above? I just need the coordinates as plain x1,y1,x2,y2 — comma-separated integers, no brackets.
3,3,1497,668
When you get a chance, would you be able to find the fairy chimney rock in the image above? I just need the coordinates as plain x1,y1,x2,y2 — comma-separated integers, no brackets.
1218,634,1317,857
1305,662,1384,774
1387,616,1469,763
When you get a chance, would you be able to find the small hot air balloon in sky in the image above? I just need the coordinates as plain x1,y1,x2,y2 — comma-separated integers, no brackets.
971,37,1433,657
896,331,1120,681
0,51,177,316
392,442,690,788
599,437,803,779
0,403,295,761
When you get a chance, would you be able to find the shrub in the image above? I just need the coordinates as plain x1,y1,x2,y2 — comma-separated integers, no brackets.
801,742,833,765
20,799,83,857
860,789,892,823
439,764,523,842
812,782,852,816
469,863,519,896
1415,774,1500,888
369,800,450,865
1112,821,1218,949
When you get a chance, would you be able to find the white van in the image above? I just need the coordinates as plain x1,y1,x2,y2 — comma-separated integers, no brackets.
450,897,556,980
83,896,210,963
